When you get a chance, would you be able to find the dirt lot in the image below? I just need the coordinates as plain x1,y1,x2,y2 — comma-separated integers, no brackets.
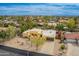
0,36,55,55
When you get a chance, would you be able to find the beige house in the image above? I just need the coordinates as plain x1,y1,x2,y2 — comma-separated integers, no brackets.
22,28,56,40
22,28,43,38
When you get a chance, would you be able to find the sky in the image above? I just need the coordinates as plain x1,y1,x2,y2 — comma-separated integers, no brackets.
0,3,79,16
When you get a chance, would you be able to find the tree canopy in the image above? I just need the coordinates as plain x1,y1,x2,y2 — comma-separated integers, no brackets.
67,18,76,31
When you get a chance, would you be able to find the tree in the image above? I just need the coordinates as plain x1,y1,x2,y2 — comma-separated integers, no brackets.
0,30,7,39
67,18,76,31
7,25,16,39
29,32,46,51
20,20,37,33
0,16,4,20
0,28,9,42
20,21,28,33
56,23,65,31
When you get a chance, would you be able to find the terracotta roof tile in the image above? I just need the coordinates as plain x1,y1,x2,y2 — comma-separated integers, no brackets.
64,33,79,39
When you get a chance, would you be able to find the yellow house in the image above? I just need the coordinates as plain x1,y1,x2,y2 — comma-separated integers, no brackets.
22,28,43,38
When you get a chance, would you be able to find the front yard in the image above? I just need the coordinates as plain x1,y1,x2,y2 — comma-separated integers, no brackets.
1,36,55,55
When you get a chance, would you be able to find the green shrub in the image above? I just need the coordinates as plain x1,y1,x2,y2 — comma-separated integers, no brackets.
0,25,16,42
7,25,16,39
60,44,65,50
0,30,10,42
20,20,37,33
0,30,7,39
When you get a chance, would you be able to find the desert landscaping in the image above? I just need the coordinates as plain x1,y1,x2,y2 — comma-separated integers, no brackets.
0,16,79,56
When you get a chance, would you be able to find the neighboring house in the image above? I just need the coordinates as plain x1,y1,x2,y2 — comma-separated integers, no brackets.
2,20,19,27
76,24,79,29
36,19,45,26
48,21,57,27
75,24,79,32
58,19,68,24
64,32,79,44
37,22,44,26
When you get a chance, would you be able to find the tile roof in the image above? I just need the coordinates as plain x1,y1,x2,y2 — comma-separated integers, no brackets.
64,33,79,39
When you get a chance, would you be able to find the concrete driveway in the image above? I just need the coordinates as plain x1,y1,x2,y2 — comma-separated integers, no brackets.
66,43,79,56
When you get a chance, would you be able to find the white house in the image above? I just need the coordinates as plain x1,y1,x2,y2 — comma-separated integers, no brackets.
48,21,57,27
42,30,56,39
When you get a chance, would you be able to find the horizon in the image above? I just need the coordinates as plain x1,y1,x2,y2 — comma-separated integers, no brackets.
0,3,79,16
